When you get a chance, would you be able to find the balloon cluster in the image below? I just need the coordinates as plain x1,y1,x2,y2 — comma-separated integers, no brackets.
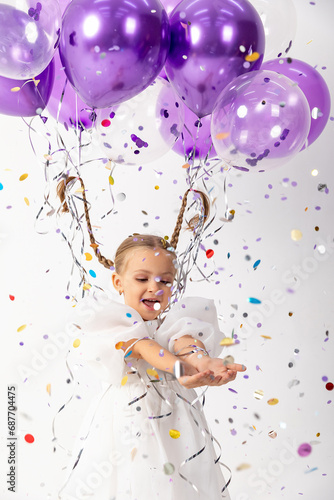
0,0,331,171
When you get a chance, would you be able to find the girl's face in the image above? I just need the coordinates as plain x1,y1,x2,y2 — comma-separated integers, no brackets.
112,247,176,321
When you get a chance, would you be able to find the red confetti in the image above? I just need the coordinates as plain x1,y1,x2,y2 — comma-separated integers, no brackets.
326,382,334,391
101,119,111,127
9,295,15,301
24,434,34,443
206,249,214,258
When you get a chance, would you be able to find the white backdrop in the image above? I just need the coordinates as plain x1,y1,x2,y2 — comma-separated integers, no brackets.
1,0,333,499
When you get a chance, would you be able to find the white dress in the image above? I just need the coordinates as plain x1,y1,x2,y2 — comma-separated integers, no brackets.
56,295,232,500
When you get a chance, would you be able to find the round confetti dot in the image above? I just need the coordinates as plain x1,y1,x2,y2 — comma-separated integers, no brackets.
159,349,165,357
163,462,175,475
126,312,132,318
268,430,277,439
9,295,15,301
155,185,159,190
267,398,279,405
19,173,28,181
206,249,214,258
115,342,124,350
0,183,3,190
101,119,111,127
89,270,96,278
73,339,81,348
24,434,34,443
169,429,181,439
297,443,312,457
291,229,303,241
315,226,319,231
147,368,159,379
325,382,334,391
153,302,161,311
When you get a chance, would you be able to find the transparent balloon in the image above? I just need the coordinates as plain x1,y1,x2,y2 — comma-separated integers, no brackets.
0,0,61,79
95,77,184,165
211,71,311,173
248,0,297,60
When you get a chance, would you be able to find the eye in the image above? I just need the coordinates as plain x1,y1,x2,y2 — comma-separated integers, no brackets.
136,278,147,282
161,281,172,286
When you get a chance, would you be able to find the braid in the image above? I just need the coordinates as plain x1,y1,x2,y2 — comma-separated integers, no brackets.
57,176,115,271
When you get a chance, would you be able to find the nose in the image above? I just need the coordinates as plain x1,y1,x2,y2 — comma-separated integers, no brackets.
148,278,161,294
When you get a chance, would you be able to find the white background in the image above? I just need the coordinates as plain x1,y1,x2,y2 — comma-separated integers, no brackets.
0,0,333,499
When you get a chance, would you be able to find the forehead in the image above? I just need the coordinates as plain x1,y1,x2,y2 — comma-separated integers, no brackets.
123,247,176,274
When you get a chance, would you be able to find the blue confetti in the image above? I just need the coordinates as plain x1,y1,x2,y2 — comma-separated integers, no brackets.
89,270,96,278
248,297,261,304
126,313,132,318
0,182,3,191
253,259,261,269
124,350,132,358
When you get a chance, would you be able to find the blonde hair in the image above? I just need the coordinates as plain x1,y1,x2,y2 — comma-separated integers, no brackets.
57,176,210,272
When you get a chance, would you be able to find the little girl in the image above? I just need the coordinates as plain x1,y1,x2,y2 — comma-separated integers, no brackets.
55,177,246,500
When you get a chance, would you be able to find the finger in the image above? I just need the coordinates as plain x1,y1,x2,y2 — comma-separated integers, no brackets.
224,363,247,372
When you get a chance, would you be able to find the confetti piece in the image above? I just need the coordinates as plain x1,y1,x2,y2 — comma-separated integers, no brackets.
109,175,114,185
147,368,159,379
248,297,261,304
228,388,238,394
19,173,28,181
267,398,279,405
73,339,80,348
0,182,3,190
9,295,15,301
115,342,124,350
24,434,34,443
121,376,128,386
260,335,272,339
90,243,99,249
155,185,159,190
46,383,51,395
291,229,303,241
236,463,251,471
220,338,234,346
325,382,334,391
169,429,181,439
206,249,214,258
298,443,312,457
254,390,264,400
182,163,190,169
268,430,277,439
89,270,96,278
215,132,230,140
84,253,93,261
245,52,260,62
163,462,175,475
17,324,27,332
83,283,92,290
253,259,261,269
11,86,21,92
24,197,29,206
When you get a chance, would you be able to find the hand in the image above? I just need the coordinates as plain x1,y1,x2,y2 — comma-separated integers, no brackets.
190,356,247,386
173,360,223,389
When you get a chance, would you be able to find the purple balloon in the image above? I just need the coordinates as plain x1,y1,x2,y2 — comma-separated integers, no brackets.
47,50,94,129
0,60,55,117
261,58,331,148
165,0,265,118
59,0,170,109
160,0,181,15
173,107,217,160
211,70,311,172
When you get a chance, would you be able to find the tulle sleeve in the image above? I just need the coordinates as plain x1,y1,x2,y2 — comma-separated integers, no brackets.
155,296,226,359
65,296,151,385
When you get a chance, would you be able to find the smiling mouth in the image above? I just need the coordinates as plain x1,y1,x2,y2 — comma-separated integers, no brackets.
141,299,161,311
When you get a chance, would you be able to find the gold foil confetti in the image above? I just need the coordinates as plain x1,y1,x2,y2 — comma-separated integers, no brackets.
19,173,28,181
73,339,81,348
267,398,279,405
291,229,303,241
169,429,181,439
17,324,27,332
254,389,264,400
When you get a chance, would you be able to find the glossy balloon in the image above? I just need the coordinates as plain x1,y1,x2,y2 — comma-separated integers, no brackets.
262,58,331,148
173,108,216,161
165,0,265,118
59,0,170,109
160,0,181,15
211,71,311,172
0,1,61,80
47,50,94,130
0,59,54,117
95,78,184,165
248,0,297,60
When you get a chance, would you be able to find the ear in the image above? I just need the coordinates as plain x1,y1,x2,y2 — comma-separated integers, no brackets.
112,272,123,292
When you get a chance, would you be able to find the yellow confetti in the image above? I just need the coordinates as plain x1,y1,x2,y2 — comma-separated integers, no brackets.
83,283,92,290
169,429,181,439
267,398,279,405
24,197,30,206
43,154,53,161
90,243,99,249
291,229,303,241
131,447,137,460
46,383,51,395
84,252,93,261
252,425,256,430
305,207,308,212
236,463,251,471
121,376,128,386
254,389,264,400
215,132,230,140
147,368,159,379
73,339,81,348
154,185,159,190
316,432,320,437
260,335,272,339
11,87,21,92
17,324,27,332
109,175,114,185
220,338,234,346
182,163,190,169
19,173,28,181
115,342,124,350
245,52,260,62
32,78,40,87
307,40,313,45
